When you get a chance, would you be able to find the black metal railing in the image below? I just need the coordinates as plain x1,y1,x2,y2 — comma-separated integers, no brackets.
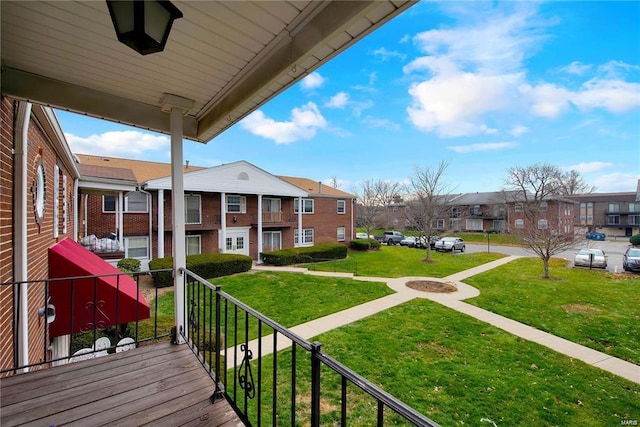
0,269,171,375
181,269,439,427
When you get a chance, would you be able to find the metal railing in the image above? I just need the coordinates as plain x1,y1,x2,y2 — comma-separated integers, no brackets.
181,269,439,427
0,270,171,375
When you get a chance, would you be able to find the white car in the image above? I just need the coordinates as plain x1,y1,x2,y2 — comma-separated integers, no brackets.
574,248,607,269
355,232,372,239
434,237,465,252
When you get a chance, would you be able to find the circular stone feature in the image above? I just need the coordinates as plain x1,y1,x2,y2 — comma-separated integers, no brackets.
406,280,457,293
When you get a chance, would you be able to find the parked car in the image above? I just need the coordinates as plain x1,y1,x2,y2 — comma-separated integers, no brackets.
355,232,373,239
586,231,606,241
374,231,405,245
434,237,465,252
623,246,640,272
574,248,608,269
399,236,419,247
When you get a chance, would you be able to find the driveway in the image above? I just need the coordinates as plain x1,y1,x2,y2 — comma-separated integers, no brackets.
465,238,633,273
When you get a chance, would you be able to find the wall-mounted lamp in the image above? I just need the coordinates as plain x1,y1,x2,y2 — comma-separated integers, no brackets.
38,297,56,324
232,216,238,223
106,0,183,55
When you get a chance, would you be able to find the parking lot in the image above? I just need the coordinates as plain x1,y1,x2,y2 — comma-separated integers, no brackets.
465,238,634,273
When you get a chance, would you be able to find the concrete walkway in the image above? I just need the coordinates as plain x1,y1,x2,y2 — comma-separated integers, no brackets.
234,258,639,384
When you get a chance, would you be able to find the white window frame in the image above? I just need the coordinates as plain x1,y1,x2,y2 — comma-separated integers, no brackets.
607,215,620,225
466,218,483,231
515,219,524,229
539,201,548,212
294,198,314,214
294,228,314,246
537,219,548,229
226,195,247,213
103,195,117,213
125,191,149,213
185,194,202,225
514,203,524,212
186,235,201,256
337,200,346,214
628,215,640,226
337,226,346,241
124,236,149,258
262,231,282,252
431,219,445,229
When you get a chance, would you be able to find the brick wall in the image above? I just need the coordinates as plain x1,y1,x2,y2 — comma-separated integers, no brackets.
1,97,77,373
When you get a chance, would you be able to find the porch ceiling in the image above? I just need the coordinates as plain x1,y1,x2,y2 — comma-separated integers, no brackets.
1,0,416,143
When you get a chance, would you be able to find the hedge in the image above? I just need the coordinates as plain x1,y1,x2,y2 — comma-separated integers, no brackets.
148,253,253,288
260,243,348,266
117,258,141,275
349,238,380,251
630,234,640,246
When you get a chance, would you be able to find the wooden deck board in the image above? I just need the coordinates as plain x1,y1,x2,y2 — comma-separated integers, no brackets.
0,342,244,427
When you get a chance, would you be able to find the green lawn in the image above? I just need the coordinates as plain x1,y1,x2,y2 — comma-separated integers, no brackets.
306,245,505,277
464,257,640,364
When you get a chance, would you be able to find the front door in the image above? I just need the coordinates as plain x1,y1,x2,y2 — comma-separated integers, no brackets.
224,228,250,256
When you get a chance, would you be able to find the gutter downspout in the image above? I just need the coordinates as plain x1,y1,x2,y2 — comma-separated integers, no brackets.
157,189,164,258
297,196,303,247
14,101,31,372
138,187,153,263
220,193,226,252
257,195,263,263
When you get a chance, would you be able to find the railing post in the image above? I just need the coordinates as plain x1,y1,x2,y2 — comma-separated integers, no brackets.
310,342,322,427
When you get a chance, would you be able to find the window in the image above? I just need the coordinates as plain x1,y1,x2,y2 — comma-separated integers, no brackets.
539,201,548,212
262,198,282,222
629,215,640,226
337,200,346,214
431,219,445,229
227,195,246,213
466,218,483,231
514,203,523,212
450,207,460,217
103,195,116,212
493,220,504,231
186,235,201,256
393,206,398,212
294,198,314,214
263,231,282,252
629,203,640,213
337,226,346,241
471,205,481,216
607,215,620,225
126,191,148,212
515,219,524,229
608,203,620,212
125,236,148,258
579,202,593,225
537,219,548,229
185,194,201,224
294,228,314,246
450,218,461,230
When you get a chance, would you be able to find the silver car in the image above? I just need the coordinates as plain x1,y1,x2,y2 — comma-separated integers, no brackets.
574,248,608,269
434,237,465,252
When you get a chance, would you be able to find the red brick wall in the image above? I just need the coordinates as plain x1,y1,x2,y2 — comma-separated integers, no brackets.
1,97,77,373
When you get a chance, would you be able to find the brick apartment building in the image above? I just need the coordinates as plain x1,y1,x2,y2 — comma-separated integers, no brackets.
567,191,640,237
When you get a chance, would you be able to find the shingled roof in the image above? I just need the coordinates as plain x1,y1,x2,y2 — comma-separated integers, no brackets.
76,154,204,183
278,176,355,198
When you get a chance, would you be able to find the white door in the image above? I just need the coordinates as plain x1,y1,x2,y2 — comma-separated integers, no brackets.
223,228,250,256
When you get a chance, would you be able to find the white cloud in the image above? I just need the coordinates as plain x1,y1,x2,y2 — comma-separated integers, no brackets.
66,130,169,158
373,47,406,62
325,92,349,109
300,72,325,91
406,71,515,137
446,141,518,153
571,78,640,113
593,172,640,192
240,102,327,144
362,116,401,131
561,161,614,173
509,125,529,136
519,83,572,118
559,61,592,76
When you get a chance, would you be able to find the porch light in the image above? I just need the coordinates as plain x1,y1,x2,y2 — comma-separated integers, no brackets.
106,0,183,55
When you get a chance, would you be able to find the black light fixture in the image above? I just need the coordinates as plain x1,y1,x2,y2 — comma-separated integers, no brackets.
106,0,183,55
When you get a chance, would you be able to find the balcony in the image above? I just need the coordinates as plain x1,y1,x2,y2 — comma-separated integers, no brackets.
156,214,221,231
253,211,299,228
1,269,439,427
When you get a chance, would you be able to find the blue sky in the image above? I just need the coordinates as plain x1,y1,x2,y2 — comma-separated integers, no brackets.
58,1,640,194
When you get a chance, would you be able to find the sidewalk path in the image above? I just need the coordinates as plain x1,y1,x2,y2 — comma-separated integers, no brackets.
233,258,639,384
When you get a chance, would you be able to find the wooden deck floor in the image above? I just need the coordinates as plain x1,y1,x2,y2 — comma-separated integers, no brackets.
0,342,244,427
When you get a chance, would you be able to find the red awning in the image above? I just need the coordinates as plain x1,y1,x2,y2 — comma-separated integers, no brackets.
48,238,150,338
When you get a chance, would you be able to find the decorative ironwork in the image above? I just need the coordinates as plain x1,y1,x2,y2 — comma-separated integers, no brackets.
188,297,198,330
81,300,109,331
238,343,255,399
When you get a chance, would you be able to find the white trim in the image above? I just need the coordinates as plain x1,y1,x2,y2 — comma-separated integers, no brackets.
157,189,164,258
53,164,59,238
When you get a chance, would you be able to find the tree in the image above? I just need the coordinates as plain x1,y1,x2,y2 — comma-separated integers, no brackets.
353,179,402,237
405,161,455,262
555,169,596,195
502,163,575,278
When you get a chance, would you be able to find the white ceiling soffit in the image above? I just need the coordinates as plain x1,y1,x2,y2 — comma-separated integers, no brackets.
1,0,416,143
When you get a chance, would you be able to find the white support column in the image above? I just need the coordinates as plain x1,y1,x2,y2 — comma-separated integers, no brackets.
157,189,164,258
297,196,303,247
73,179,79,241
162,93,194,345
14,101,31,372
117,191,124,244
220,192,226,253
257,195,263,263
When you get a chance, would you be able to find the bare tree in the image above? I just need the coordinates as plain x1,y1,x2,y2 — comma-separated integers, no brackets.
555,169,596,195
406,161,455,262
503,163,575,278
353,179,402,238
